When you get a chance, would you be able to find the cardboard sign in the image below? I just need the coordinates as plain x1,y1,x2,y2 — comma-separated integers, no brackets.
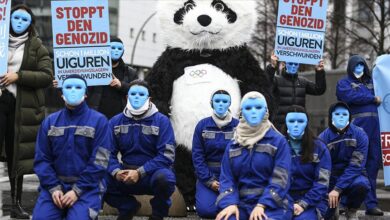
275,0,328,65
0,0,11,76
51,0,112,87
373,54,390,186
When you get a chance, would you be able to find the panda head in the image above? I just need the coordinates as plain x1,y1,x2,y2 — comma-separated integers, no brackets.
158,0,257,50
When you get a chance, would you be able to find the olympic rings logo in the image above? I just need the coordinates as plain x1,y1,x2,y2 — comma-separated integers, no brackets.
189,69,207,78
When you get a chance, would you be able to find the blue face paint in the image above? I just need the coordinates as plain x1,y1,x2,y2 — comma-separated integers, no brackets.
111,42,124,61
286,62,300,75
332,106,350,130
212,94,231,117
11,10,32,34
241,98,267,126
62,78,87,106
353,63,365,79
286,112,308,139
128,85,149,109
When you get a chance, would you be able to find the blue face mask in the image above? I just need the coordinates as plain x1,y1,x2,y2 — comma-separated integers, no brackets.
353,63,365,79
212,94,231,118
111,42,124,61
11,10,32,34
62,78,87,106
241,98,267,127
128,85,149,109
332,106,350,130
286,62,300,75
286,112,308,139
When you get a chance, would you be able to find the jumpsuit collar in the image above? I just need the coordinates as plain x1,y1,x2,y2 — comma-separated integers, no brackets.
65,101,89,117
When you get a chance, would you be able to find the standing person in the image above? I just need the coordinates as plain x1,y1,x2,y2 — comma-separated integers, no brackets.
87,36,138,118
267,53,326,130
0,4,52,218
104,80,176,220
336,55,383,216
192,90,239,218
319,102,370,220
32,75,111,219
281,105,331,220
216,92,292,220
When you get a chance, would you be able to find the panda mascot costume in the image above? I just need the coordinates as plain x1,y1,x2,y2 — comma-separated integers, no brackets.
146,0,274,210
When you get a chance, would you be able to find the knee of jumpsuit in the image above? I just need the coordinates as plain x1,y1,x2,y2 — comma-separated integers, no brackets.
104,177,140,215
293,207,319,220
65,187,102,220
151,168,176,199
195,181,218,218
265,207,293,220
32,189,63,220
344,176,370,209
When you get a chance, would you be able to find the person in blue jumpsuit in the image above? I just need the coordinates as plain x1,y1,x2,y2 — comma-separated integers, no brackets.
104,80,176,220
336,55,383,216
32,74,112,220
192,90,239,218
281,105,331,220
216,91,292,220
318,102,370,220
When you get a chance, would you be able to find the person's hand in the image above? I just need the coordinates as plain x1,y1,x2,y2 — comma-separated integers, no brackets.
53,80,58,88
211,181,220,192
123,169,140,184
110,78,121,88
52,190,64,209
375,96,381,105
216,205,239,220
316,59,325,71
61,190,79,208
328,190,340,208
0,72,18,86
270,52,279,68
115,170,128,182
294,203,304,216
249,205,268,220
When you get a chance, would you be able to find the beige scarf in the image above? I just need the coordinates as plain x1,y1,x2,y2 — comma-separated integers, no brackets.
234,92,274,149
211,111,233,128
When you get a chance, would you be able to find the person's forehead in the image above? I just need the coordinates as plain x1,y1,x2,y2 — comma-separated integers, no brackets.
286,112,307,119
213,94,230,99
129,85,148,91
333,106,348,112
63,78,85,85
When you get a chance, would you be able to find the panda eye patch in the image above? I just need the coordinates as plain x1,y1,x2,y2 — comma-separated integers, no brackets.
214,2,224,11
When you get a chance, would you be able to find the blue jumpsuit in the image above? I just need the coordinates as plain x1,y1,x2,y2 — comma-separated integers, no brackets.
105,110,176,218
217,128,293,220
192,116,239,218
336,55,381,209
289,140,331,220
318,124,370,218
33,102,111,220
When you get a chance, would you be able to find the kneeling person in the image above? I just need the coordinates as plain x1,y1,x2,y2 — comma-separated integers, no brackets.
33,75,111,220
105,80,176,220
319,102,370,220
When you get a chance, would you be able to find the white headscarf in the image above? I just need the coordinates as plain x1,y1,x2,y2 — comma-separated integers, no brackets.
234,92,275,148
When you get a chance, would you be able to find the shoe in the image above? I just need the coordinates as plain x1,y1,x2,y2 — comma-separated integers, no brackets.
338,204,345,215
148,216,163,220
345,208,358,220
116,200,141,220
186,205,196,213
10,201,30,219
365,207,384,216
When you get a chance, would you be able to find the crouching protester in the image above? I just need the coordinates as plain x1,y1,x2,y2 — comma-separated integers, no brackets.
318,102,370,220
32,75,112,220
192,90,239,218
281,105,331,220
216,92,292,220
104,80,176,220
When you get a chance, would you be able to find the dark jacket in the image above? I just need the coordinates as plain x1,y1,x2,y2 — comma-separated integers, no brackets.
12,31,53,176
267,64,326,129
88,59,138,118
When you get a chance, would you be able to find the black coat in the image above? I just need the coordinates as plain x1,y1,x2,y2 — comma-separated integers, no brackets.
88,59,138,118
267,64,326,129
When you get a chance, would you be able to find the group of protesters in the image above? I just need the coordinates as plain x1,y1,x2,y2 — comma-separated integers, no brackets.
0,4,385,220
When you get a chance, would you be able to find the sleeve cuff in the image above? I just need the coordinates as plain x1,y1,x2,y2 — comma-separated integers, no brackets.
136,166,147,178
111,168,121,177
334,186,343,194
205,176,217,188
49,185,62,195
72,185,83,197
297,200,309,210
